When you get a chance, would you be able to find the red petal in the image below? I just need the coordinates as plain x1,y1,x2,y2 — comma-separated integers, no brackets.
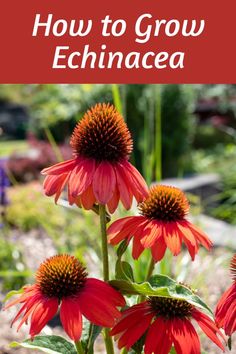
30,297,58,338
10,289,43,329
187,221,213,250
164,223,182,256
80,184,96,210
110,302,151,336
140,220,162,248
60,297,83,341
117,313,152,350
114,163,133,209
107,216,146,244
172,318,200,354
69,158,95,197
16,298,42,332
41,159,76,175
107,186,120,214
177,221,198,260
55,174,70,203
78,285,122,327
145,317,172,354
67,173,78,205
84,278,125,307
151,237,167,262
121,160,148,202
223,298,236,335
215,283,236,328
4,285,37,310
92,162,116,204
43,174,66,196
132,235,145,259
192,309,225,350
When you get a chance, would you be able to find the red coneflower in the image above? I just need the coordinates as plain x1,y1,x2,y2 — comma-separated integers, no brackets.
42,103,148,213
4,255,125,341
107,185,212,261
215,254,236,335
110,296,225,353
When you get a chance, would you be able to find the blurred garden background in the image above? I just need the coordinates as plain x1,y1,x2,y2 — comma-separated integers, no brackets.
1,84,236,353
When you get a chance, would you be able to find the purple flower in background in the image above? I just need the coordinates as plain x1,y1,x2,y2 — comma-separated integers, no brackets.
0,158,10,207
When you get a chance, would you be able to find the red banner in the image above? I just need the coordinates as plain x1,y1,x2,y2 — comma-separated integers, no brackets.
0,0,235,83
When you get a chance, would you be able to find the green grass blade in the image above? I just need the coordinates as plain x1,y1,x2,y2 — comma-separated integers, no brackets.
111,84,123,116
44,127,63,162
154,85,162,182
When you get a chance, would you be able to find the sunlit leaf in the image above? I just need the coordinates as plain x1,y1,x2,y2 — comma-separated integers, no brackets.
10,336,76,354
110,274,212,315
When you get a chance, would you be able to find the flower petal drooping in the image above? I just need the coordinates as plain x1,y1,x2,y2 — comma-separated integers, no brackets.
108,185,213,261
215,254,236,335
42,103,148,213
110,296,225,354
4,254,125,341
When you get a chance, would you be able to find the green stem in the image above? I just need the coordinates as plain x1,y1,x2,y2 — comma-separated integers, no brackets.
44,127,63,162
86,323,94,353
99,204,110,281
139,257,156,303
75,341,85,354
103,328,115,354
154,84,162,182
120,348,128,354
99,204,115,354
145,257,155,281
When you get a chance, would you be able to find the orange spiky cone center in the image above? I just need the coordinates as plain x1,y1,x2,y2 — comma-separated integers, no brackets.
36,255,87,298
70,103,133,163
139,185,189,221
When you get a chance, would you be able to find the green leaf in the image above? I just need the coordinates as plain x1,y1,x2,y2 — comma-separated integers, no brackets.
81,319,102,354
10,336,77,354
3,288,24,302
109,279,170,297
116,260,135,282
110,274,212,315
116,240,129,258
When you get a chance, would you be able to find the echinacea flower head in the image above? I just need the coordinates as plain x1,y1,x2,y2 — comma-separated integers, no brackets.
215,254,236,335
4,254,125,341
110,296,225,354
42,103,148,213
108,185,212,261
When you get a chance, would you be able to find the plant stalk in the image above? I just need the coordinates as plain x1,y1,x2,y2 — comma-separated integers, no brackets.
75,341,85,354
99,204,115,354
139,257,156,303
99,204,110,281
154,84,162,182
145,257,155,281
